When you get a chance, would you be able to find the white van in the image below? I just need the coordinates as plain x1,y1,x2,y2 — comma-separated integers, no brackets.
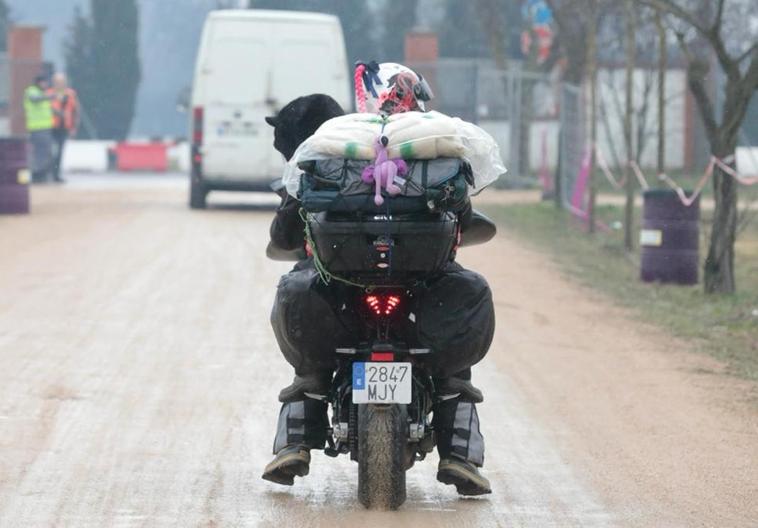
189,10,351,208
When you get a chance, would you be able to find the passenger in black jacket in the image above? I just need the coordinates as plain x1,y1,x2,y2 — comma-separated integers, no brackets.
262,89,494,496
265,94,343,253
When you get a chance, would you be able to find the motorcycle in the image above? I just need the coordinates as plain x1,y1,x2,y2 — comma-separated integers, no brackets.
269,206,496,510
327,287,436,510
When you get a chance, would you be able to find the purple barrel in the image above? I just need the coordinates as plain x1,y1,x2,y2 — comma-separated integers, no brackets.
0,137,30,214
640,189,700,285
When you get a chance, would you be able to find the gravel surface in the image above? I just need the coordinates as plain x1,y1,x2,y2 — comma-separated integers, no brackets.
0,176,755,527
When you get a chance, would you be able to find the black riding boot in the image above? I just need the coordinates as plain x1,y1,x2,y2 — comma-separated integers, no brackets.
433,392,491,495
262,398,329,486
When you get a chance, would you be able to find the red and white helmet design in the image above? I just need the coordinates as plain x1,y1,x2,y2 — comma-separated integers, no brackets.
354,61,434,115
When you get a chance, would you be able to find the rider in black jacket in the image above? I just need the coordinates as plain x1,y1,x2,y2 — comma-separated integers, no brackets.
262,72,495,496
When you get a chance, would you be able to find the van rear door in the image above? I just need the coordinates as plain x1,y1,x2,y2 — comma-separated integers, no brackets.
200,20,272,181
266,24,350,175
196,14,350,184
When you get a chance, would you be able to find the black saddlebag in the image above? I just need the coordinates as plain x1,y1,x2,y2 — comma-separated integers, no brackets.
270,260,495,379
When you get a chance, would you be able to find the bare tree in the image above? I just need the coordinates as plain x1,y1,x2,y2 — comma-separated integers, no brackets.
596,5,664,170
654,8,667,174
547,0,609,228
545,0,590,85
633,69,658,164
475,0,508,70
638,0,758,294
587,0,599,233
548,0,614,222
624,0,637,250
476,0,559,179
599,66,659,166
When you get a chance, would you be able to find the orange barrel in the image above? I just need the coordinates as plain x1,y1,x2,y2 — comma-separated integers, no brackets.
640,189,700,284
0,137,30,214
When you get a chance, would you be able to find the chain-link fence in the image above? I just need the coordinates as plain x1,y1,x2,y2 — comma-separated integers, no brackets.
408,59,578,188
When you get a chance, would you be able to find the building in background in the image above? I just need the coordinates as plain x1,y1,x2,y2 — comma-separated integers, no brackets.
0,25,51,136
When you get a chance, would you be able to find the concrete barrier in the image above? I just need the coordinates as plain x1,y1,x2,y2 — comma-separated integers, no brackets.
167,142,190,173
62,140,115,173
61,140,187,173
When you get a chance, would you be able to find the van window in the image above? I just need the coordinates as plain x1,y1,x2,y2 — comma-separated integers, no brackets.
205,37,268,104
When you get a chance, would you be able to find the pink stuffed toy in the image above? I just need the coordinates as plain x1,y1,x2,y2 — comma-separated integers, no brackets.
361,135,408,206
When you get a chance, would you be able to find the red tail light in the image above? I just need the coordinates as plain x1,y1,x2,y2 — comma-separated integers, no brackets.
192,106,204,146
364,293,402,317
386,295,400,315
371,351,395,361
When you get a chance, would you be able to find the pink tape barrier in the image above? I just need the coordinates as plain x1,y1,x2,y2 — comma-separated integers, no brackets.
628,161,651,190
712,155,758,185
658,154,757,208
571,146,591,212
595,149,626,189
568,144,611,233
592,147,754,208
595,149,652,191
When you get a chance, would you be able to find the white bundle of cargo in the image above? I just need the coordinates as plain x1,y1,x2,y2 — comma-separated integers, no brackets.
282,111,506,196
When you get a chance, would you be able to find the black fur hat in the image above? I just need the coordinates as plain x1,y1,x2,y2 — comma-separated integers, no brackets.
265,94,345,161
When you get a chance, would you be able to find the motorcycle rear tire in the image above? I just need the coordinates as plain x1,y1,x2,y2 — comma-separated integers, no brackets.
357,404,407,510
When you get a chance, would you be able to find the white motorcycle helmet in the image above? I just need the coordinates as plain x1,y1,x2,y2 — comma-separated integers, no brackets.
354,61,434,115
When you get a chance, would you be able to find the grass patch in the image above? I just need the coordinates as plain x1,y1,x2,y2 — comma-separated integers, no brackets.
483,200,758,381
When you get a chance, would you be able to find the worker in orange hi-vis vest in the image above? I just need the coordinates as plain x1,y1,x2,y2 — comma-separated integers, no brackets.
47,72,79,183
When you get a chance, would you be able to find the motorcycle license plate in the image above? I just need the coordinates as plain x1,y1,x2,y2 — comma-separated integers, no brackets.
352,362,412,404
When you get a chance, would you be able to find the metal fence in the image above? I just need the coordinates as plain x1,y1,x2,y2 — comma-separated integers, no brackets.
410,59,753,211
409,59,585,189
409,59,497,123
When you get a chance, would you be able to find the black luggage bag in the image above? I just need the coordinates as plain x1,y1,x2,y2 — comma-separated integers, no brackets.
299,158,471,283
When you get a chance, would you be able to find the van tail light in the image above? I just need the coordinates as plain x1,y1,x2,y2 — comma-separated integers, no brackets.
364,293,402,318
192,106,204,146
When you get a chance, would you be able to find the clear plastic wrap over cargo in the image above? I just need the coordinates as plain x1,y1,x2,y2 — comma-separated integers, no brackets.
282,111,506,197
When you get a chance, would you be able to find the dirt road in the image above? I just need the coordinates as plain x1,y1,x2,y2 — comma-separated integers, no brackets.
0,177,755,527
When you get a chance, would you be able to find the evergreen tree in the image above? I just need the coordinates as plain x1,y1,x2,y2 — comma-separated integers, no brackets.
64,0,141,140
64,7,96,139
90,0,141,139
